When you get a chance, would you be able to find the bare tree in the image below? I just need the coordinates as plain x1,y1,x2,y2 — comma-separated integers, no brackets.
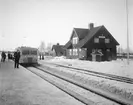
39,41,45,52
39,41,45,59
46,43,53,56
46,43,53,51
117,46,124,54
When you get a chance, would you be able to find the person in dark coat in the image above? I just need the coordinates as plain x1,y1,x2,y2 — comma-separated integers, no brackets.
1,52,3,62
3,52,6,62
1,51,6,62
14,50,20,68
8,52,11,60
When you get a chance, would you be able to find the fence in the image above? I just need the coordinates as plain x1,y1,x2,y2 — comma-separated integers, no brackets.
117,53,133,59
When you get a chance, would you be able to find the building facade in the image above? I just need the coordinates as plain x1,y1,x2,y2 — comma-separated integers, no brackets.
64,23,119,61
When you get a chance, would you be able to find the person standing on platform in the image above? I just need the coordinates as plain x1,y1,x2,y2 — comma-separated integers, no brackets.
8,52,11,60
1,52,3,62
1,51,6,62
14,50,20,68
3,52,6,62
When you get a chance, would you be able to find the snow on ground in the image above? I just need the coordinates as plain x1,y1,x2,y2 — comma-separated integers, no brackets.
40,56,133,102
0,61,85,105
45,56,133,78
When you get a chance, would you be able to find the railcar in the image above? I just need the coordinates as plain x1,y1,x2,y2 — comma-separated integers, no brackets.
16,47,38,64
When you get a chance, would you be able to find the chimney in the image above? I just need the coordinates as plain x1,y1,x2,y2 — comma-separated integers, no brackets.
89,23,94,30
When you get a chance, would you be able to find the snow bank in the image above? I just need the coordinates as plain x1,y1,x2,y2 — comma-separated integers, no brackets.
39,61,133,103
53,56,67,60
41,57,133,100
47,58,133,78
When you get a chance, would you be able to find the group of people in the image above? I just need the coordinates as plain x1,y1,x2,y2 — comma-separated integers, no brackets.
1,50,20,68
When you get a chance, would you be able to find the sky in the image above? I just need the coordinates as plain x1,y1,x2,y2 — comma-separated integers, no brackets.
0,0,133,51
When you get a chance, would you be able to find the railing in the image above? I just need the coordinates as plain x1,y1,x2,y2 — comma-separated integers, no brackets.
117,53,133,59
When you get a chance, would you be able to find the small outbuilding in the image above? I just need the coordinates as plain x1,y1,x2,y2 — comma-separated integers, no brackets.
52,43,66,56
64,23,119,61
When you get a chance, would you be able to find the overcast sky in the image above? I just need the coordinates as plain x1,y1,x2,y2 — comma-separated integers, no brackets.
0,0,133,51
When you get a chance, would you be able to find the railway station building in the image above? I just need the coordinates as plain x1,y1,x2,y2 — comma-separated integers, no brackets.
64,23,119,61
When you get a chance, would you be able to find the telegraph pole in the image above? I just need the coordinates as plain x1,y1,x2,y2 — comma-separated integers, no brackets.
126,0,129,64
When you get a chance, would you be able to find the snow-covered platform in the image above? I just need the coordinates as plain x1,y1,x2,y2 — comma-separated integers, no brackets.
0,60,84,105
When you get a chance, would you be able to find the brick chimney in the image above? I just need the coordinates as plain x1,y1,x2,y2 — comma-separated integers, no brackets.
89,23,94,30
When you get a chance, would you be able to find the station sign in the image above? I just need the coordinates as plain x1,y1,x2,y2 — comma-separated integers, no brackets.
99,35,105,38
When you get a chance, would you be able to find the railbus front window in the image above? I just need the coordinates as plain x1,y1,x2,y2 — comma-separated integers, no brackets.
30,51,37,55
22,50,29,55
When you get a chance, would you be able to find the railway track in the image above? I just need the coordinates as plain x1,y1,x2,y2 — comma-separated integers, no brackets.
42,62,133,84
24,63,133,105
26,67,95,105
25,65,124,105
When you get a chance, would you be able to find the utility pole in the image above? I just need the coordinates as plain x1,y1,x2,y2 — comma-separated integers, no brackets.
126,0,129,64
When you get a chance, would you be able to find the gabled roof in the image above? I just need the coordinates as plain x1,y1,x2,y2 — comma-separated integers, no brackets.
75,26,102,48
64,40,72,49
52,45,65,53
16,46,38,51
65,25,119,49
72,28,89,40
103,27,119,45
65,26,102,48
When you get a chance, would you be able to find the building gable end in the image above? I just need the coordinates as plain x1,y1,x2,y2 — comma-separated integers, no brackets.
90,26,119,45
70,29,79,40
103,27,119,45
98,26,119,45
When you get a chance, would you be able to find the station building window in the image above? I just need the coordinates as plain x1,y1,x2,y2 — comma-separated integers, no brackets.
72,37,78,44
73,49,75,55
69,49,72,55
72,49,78,55
75,49,78,55
94,38,99,43
79,48,81,52
105,38,110,43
